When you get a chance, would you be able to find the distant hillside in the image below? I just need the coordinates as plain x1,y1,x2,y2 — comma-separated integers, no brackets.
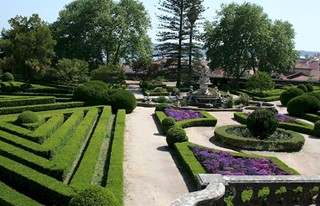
298,50,320,57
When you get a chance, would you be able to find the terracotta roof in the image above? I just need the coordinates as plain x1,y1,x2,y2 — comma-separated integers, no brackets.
294,63,312,70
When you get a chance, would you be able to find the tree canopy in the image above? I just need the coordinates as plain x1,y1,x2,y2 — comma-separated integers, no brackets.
204,3,297,86
0,14,56,83
51,0,153,67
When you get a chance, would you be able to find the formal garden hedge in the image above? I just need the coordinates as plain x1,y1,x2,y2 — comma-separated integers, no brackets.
155,110,217,134
0,105,126,205
214,125,305,152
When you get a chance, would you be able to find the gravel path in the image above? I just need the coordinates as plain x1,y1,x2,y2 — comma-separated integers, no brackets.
124,107,192,206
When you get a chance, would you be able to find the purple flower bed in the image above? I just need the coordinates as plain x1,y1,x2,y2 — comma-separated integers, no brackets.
246,112,297,124
164,108,202,121
190,146,291,175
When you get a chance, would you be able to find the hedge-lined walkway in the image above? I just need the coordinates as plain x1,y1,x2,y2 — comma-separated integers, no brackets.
124,107,190,206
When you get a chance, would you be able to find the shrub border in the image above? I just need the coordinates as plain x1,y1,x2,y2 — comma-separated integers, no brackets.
214,125,305,152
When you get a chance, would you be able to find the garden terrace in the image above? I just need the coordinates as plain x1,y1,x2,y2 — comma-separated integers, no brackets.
172,174,320,206
0,106,126,205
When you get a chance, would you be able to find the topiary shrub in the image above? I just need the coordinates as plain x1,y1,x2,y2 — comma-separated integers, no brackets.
104,89,137,114
166,126,188,148
161,117,176,135
280,88,304,106
68,185,119,206
287,95,320,116
313,120,320,137
306,83,314,92
246,109,279,139
1,72,14,82
16,111,40,125
73,80,109,105
155,103,171,112
156,96,167,103
297,84,308,93
304,91,320,101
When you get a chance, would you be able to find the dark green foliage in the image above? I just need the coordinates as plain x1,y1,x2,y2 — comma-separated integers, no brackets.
156,96,167,103
0,102,85,115
306,83,314,92
2,72,14,82
16,111,40,125
313,120,320,137
287,95,320,116
68,185,119,206
166,126,188,147
0,96,56,108
104,89,137,114
91,65,125,85
246,109,279,139
235,93,249,106
245,71,275,93
280,88,304,106
297,84,308,93
73,81,109,105
214,125,305,152
304,91,320,101
161,117,176,134
155,103,171,111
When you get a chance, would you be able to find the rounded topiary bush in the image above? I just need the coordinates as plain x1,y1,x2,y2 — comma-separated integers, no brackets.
246,109,279,139
287,95,320,116
304,91,320,101
306,83,314,92
1,72,14,82
166,126,188,147
16,111,40,125
313,120,320,137
161,117,176,135
68,185,119,206
104,89,137,114
297,84,308,93
280,88,304,106
73,80,109,105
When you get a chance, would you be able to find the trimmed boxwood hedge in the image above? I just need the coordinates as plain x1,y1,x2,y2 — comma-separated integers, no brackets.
106,109,126,206
70,106,112,188
155,110,217,133
0,96,56,108
214,125,305,152
234,112,315,137
0,102,85,115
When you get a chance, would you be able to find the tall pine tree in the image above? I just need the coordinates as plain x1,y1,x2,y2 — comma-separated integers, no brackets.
157,0,205,87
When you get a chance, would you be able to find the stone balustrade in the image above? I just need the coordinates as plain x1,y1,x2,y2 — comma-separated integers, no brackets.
171,174,320,206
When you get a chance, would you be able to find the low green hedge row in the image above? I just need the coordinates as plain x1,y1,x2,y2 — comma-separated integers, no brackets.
31,113,65,143
214,125,305,152
70,106,112,188
0,82,24,92
0,92,73,98
0,109,98,180
106,109,126,206
251,95,280,101
0,181,43,206
0,155,76,205
143,89,169,96
173,142,206,186
22,118,46,130
155,110,217,134
53,107,99,181
0,110,84,159
301,113,320,122
0,96,56,108
234,112,316,137
0,102,85,115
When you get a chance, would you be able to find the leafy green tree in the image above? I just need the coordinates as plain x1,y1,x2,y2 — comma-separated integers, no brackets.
55,58,90,91
91,64,125,85
246,71,275,93
204,3,297,87
0,14,56,84
51,0,152,67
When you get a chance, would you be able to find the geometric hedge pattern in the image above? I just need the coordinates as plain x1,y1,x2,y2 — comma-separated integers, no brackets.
0,106,124,205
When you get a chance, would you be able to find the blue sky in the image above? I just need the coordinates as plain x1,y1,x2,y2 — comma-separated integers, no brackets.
1,0,319,51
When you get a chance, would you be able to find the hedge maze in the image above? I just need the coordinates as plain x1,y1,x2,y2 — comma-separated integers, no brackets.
0,99,126,205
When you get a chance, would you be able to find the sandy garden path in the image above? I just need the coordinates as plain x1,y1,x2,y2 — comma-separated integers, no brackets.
124,107,193,206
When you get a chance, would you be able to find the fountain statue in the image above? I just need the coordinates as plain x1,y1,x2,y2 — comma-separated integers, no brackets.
187,66,223,108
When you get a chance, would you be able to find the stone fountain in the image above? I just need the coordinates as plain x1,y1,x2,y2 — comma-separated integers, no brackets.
187,66,223,108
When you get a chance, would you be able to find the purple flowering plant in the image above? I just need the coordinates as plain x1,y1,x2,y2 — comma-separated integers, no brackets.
246,112,297,124
164,108,202,121
190,146,291,175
